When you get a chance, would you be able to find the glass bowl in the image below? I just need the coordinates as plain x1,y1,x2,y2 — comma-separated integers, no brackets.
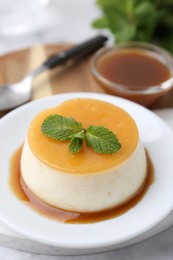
91,41,173,107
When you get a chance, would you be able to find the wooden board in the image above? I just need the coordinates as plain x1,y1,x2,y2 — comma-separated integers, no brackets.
0,44,173,118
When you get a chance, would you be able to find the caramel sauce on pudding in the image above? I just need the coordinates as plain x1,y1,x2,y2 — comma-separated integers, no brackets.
27,98,138,173
10,99,151,221
9,146,154,224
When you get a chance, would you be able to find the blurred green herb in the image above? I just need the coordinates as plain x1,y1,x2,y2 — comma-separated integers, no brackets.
92,0,173,53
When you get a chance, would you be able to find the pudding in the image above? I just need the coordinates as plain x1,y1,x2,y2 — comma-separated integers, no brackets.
20,98,147,213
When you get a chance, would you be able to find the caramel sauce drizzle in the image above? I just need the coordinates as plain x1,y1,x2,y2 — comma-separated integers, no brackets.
9,146,154,224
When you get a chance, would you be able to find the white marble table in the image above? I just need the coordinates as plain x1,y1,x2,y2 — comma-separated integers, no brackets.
1,223,173,260
1,0,173,259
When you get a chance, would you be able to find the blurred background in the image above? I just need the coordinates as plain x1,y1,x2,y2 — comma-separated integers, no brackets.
0,0,101,54
1,0,173,54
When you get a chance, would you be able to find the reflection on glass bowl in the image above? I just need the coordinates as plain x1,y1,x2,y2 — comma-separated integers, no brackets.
91,41,173,107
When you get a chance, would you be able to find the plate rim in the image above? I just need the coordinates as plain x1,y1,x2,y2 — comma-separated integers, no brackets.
1,92,173,250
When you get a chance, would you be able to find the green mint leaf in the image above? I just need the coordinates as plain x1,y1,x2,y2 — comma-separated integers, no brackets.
85,125,121,154
92,17,108,29
92,0,173,53
41,114,122,154
41,114,83,141
69,138,83,154
73,129,86,140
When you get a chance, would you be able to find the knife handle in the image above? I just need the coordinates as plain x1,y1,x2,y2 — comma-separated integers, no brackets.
43,35,108,69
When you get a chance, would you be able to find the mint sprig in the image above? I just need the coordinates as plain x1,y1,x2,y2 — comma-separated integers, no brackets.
92,0,173,54
41,114,121,154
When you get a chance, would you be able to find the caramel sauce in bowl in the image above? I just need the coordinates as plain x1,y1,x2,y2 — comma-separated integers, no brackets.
91,42,173,107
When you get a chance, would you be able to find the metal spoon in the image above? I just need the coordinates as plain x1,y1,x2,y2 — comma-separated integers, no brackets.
0,35,107,111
